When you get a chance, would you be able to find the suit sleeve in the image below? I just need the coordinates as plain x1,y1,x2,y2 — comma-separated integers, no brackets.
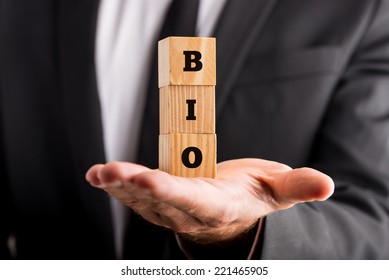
258,0,389,259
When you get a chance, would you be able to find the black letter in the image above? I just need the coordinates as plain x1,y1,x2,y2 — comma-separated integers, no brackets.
183,51,203,71
182,147,202,168
186,99,196,120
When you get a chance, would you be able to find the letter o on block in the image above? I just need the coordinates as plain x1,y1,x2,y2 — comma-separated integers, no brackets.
182,147,202,168
159,134,216,178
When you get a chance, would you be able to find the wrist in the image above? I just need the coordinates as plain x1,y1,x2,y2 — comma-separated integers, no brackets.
176,218,264,259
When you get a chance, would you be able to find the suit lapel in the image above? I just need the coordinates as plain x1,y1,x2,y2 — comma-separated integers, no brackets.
214,0,279,116
58,0,115,257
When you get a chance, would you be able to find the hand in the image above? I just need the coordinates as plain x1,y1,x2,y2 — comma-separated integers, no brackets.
85,159,334,243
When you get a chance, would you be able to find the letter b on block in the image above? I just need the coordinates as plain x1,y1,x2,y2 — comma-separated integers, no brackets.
158,37,216,87
183,51,203,72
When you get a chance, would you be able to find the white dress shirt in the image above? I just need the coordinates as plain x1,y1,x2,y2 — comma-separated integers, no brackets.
95,0,227,259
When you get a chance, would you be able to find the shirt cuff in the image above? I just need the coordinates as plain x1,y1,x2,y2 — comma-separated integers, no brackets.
175,217,265,260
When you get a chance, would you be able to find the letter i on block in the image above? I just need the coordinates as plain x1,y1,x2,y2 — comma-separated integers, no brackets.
158,37,216,178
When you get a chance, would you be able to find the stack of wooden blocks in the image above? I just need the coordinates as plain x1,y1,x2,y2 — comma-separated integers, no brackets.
158,37,216,178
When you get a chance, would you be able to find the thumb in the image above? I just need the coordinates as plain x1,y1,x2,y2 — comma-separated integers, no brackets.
269,167,334,207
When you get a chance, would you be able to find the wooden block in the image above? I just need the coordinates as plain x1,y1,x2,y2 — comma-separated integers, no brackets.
159,133,216,178
158,37,216,87
160,85,215,134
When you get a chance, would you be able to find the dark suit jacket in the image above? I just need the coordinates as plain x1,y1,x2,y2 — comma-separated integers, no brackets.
1,0,389,259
